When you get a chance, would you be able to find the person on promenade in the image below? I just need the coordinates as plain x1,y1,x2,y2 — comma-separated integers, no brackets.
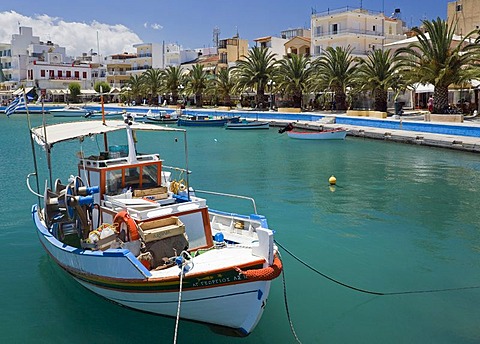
428,96,434,113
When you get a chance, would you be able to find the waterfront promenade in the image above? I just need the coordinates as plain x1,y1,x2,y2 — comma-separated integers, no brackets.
7,103,480,152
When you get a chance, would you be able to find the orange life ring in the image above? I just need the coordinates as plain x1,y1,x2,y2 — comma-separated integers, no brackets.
235,255,282,281
113,211,139,241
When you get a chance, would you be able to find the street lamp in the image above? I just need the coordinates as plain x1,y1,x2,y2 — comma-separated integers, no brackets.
267,80,275,110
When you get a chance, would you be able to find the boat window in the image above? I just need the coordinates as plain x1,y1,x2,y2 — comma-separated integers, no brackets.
105,169,123,195
141,164,159,188
125,167,141,189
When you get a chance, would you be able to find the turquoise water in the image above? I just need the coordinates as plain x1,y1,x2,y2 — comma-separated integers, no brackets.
1,114,479,343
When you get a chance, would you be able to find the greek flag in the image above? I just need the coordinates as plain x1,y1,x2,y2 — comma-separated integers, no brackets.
5,96,25,116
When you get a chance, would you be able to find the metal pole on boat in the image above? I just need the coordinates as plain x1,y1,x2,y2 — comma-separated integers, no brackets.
100,86,108,151
183,130,190,199
23,86,41,204
40,94,53,187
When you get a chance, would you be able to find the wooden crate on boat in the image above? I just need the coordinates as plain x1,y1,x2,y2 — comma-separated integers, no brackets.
133,186,168,200
138,217,185,243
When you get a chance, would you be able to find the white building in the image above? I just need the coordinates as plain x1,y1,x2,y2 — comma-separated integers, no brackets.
311,6,406,58
128,42,164,76
254,36,288,58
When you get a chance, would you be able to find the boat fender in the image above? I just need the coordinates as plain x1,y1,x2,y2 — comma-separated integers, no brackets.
113,211,139,241
235,255,283,281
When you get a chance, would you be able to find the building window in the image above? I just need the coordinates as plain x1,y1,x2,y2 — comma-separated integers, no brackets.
49,70,54,78
66,71,71,78
456,4,462,11
83,72,87,79
331,24,338,35
315,26,323,36
373,25,376,32
74,71,79,78
314,45,322,55
40,70,45,77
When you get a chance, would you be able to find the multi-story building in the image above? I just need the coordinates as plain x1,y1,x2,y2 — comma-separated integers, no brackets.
27,56,92,92
310,6,406,58
217,35,248,69
447,0,480,36
105,53,136,89
128,42,166,77
254,36,288,58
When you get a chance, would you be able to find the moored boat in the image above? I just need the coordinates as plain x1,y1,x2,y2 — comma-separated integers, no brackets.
225,120,270,130
286,128,348,140
50,105,92,117
177,114,240,127
143,109,178,124
26,117,281,336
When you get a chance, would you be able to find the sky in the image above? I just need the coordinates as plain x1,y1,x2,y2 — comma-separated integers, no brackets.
0,0,451,57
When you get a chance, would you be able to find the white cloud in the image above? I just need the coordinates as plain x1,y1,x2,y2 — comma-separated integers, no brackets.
151,23,163,30
0,11,141,57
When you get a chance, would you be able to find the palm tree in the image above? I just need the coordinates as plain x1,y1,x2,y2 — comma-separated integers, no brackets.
185,64,209,107
213,67,236,106
276,53,313,109
311,46,357,111
395,18,480,113
232,46,278,109
355,49,403,112
142,68,163,105
162,66,183,105
125,74,145,105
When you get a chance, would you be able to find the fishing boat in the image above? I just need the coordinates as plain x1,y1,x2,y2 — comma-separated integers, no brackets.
225,120,270,130
50,105,92,117
26,117,281,336
177,114,241,127
287,128,348,140
143,109,178,124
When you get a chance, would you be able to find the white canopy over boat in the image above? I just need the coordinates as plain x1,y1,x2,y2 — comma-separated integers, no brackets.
31,120,184,147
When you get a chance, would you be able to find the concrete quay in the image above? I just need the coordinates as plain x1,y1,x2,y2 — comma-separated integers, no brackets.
272,120,480,153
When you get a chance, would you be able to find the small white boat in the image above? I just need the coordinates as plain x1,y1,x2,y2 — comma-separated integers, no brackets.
287,128,348,140
26,117,281,336
143,109,178,124
50,105,92,117
225,120,270,130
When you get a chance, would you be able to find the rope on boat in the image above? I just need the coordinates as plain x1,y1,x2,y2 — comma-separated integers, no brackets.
173,268,184,344
275,240,480,296
173,251,194,344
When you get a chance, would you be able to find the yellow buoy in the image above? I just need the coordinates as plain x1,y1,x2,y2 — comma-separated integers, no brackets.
329,175,337,185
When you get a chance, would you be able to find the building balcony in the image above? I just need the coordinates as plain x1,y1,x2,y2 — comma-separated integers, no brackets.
313,28,384,38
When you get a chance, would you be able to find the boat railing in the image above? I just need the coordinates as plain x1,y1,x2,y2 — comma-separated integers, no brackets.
162,165,192,174
194,189,258,215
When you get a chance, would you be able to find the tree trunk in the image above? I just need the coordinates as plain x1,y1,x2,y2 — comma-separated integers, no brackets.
374,89,388,112
256,89,265,109
334,88,347,110
433,86,449,114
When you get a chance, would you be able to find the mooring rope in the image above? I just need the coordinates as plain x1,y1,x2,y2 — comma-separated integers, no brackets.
275,240,480,296
173,266,185,344
278,252,302,344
